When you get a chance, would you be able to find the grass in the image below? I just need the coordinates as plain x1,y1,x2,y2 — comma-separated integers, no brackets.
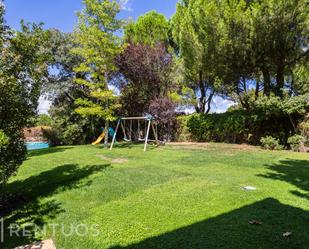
1,143,309,249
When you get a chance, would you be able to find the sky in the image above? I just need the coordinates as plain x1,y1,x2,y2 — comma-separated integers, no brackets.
4,0,178,31
4,0,233,113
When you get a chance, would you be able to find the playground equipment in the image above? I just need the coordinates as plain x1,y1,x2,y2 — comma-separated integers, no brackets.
110,116,160,152
92,127,115,145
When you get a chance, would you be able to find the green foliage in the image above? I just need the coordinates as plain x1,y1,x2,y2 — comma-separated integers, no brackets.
171,0,220,113
171,0,308,113
0,4,51,188
118,11,179,119
72,0,122,122
43,123,85,146
0,76,28,188
299,121,309,138
0,130,8,149
47,91,103,146
244,94,309,118
43,29,83,98
42,127,62,146
260,136,284,150
187,112,248,143
186,108,298,145
293,62,309,95
288,135,306,152
175,116,191,142
125,11,170,46
282,95,309,116
30,114,52,127
40,28,99,146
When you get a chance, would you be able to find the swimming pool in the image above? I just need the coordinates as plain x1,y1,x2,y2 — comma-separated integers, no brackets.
26,142,49,151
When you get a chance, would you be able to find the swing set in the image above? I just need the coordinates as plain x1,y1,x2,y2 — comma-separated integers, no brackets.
110,116,160,152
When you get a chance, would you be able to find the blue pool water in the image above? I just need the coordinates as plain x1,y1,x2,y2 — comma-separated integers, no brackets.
26,142,49,151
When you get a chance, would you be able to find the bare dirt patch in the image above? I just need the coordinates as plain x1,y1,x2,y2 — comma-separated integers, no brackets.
167,142,261,152
95,154,128,164
168,142,210,150
111,158,129,164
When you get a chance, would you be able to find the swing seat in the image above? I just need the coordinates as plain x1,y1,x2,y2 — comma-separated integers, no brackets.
110,116,160,152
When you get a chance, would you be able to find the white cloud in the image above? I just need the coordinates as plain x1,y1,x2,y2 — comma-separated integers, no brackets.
211,96,235,113
38,96,51,115
119,0,133,12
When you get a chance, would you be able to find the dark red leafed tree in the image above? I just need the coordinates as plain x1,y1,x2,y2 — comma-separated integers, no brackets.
115,42,174,116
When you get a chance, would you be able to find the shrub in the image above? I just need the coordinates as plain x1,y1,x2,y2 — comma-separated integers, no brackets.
33,114,52,126
185,108,297,145
175,116,191,142
287,135,306,152
0,130,8,149
47,97,102,146
187,111,248,143
42,127,62,146
43,124,85,146
260,136,283,150
0,130,27,189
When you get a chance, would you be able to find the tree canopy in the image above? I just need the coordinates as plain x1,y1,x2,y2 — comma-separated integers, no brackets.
0,1,51,188
125,11,170,46
172,0,309,112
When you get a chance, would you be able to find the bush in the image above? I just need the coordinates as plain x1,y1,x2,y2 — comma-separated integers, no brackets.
42,127,62,146
32,114,52,126
175,116,191,142
0,77,30,190
260,136,283,150
288,135,306,152
185,108,297,145
0,130,27,189
0,130,8,149
187,111,248,143
43,124,85,146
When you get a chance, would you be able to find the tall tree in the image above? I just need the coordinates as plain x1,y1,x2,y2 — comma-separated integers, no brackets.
250,0,308,98
172,0,309,112
171,0,221,113
72,0,123,147
116,42,174,116
0,1,51,191
116,11,178,118
43,29,101,146
44,29,83,98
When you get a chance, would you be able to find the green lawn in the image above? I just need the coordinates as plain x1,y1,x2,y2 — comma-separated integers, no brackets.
2,143,309,249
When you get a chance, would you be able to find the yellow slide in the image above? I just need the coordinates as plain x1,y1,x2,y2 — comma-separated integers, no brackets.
92,131,105,145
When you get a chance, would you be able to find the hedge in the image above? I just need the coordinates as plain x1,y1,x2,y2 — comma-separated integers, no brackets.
186,110,295,145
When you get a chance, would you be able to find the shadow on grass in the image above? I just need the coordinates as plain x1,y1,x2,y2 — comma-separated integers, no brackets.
259,159,309,200
1,163,109,249
110,198,309,249
111,142,158,151
27,146,74,157
111,142,135,149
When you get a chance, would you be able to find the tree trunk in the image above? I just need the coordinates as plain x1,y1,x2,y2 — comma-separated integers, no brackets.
255,80,260,100
205,92,214,114
275,63,285,98
262,68,271,97
198,71,206,113
242,77,247,93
